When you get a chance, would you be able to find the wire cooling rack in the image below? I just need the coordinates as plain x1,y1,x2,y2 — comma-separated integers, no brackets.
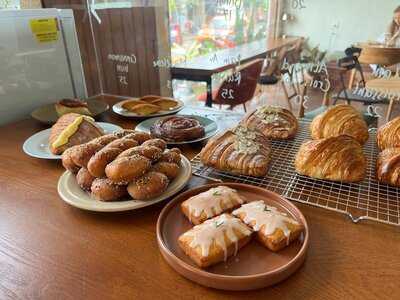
191,119,400,226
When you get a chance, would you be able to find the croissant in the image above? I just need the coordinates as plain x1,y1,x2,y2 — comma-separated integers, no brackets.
295,135,366,182
310,104,369,145
241,106,298,139
376,147,400,186
377,116,400,150
200,125,271,177
49,113,104,155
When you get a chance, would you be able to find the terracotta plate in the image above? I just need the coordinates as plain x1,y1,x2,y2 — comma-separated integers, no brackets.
157,183,309,291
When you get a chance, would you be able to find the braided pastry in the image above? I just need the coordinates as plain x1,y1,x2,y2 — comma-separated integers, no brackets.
310,104,368,144
376,147,400,186
295,135,366,182
200,125,271,177
241,106,298,139
377,116,400,150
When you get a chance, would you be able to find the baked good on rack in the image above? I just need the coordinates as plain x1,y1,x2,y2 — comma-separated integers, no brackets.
178,214,252,268
181,186,245,225
376,147,400,186
91,178,128,201
241,106,298,140
127,171,169,200
233,201,303,252
105,155,152,184
76,168,96,191
150,98,179,110
310,104,369,144
200,125,271,177
55,99,92,117
295,135,366,182
150,116,205,142
377,116,400,150
49,113,104,155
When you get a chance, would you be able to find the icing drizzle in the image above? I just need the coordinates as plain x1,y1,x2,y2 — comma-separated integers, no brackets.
185,186,244,222
182,214,252,261
232,201,299,241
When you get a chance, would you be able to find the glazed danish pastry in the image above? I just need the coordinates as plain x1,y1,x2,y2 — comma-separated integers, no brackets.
233,201,303,252
241,106,298,139
181,186,245,225
310,104,369,144
200,125,271,177
295,135,366,182
376,147,400,186
178,214,252,268
377,116,400,150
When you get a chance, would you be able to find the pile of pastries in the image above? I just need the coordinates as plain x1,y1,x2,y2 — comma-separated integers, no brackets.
200,103,400,187
61,130,181,201
200,106,298,177
122,95,180,116
178,186,304,268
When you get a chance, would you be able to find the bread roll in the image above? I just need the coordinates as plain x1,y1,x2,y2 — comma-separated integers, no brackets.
91,178,128,201
141,138,167,151
127,171,169,200
118,145,163,161
152,162,180,180
105,155,151,184
76,168,96,191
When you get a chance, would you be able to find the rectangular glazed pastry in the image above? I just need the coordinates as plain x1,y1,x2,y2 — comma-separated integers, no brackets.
232,201,303,252
178,214,252,268
181,186,245,225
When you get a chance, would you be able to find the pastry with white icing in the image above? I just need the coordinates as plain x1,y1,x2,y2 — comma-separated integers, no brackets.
181,186,245,225
178,214,252,268
233,201,303,252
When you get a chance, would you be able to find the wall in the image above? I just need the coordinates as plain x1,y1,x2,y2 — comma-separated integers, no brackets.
282,0,399,56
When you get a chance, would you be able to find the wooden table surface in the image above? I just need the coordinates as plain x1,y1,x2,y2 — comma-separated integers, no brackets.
1,95,400,299
172,37,300,76
357,43,400,66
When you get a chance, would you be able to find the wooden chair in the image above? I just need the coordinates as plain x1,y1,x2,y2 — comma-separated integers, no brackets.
212,59,264,112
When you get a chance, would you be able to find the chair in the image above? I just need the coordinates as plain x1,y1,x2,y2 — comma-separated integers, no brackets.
212,59,264,112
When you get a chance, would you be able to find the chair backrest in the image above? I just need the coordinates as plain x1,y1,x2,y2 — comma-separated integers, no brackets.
214,58,264,106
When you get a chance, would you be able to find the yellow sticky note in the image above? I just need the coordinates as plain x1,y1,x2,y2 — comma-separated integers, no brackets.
30,18,59,43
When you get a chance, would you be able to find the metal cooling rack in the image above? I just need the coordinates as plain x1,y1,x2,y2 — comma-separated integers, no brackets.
191,120,400,226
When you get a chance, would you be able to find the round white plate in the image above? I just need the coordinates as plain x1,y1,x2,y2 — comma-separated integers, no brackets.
57,155,192,212
112,98,184,119
23,122,122,160
135,115,219,145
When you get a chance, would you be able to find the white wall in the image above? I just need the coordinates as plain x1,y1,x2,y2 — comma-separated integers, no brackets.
282,0,399,56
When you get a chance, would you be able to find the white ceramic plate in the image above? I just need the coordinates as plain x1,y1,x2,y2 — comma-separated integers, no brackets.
57,155,192,212
23,122,122,160
112,98,184,119
135,115,219,145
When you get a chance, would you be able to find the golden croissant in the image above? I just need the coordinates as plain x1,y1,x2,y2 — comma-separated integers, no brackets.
241,106,298,139
295,135,366,182
200,125,271,177
377,116,400,151
376,147,400,186
310,104,368,144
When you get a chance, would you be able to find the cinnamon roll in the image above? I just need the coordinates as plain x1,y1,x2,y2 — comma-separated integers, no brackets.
150,116,205,142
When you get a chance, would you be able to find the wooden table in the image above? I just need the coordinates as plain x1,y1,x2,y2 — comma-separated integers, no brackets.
171,37,301,107
357,43,400,66
1,95,400,299
366,77,400,121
